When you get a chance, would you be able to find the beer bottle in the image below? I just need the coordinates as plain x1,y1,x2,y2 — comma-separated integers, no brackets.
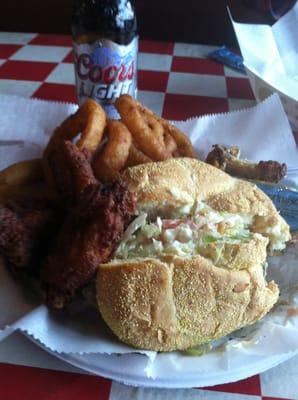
72,0,138,108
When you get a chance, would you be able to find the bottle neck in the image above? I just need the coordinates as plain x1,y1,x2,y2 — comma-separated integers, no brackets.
72,0,137,45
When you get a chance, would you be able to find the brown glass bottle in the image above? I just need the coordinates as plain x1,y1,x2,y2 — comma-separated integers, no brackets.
72,0,138,107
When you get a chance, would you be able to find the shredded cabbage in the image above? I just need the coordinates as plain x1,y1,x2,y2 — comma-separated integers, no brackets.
202,234,218,244
121,213,147,242
115,202,254,260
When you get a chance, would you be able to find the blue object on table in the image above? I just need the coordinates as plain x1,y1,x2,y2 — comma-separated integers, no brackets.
208,46,245,73
256,182,298,231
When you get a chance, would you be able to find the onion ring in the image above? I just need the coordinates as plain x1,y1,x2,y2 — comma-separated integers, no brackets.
115,95,171,161
160,122,195,158
43,99,106,188
93,120,132,182
164,133,178,155
0,159,43,186
115,95,195,160
44,98,106,157
125,143,152,167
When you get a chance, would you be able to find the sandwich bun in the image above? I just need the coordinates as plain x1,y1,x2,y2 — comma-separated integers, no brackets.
96,158,289,351
97,255,278,351
120,158,290,250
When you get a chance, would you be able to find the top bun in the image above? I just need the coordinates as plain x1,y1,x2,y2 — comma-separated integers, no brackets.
121,158,290,251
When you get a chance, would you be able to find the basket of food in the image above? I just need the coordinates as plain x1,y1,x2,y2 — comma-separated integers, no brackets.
0,93,297,388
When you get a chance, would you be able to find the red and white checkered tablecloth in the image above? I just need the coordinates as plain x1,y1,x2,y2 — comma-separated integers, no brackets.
0,32,297,400
0,32,257,117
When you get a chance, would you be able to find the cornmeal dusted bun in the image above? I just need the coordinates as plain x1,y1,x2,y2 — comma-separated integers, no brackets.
121,158,290,251
96,256,278,351
96,158,289,351
121,157,235,216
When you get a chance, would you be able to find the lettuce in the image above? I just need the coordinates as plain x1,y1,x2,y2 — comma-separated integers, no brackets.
141,224,161,238
202,231,252,246
202,234,219,244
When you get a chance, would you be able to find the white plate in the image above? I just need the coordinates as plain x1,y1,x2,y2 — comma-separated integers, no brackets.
22,208,298,389
19,236,298,389
25,334,298,388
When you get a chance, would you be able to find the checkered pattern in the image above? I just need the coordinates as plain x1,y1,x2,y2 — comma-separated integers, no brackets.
0,32,257,117
0,32,296,400
1,362,298,400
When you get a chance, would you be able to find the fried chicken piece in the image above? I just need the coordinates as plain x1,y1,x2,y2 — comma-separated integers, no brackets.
257,160,288,183
0,199,59,270
206,144,287,183
41,180,136,309
44,140,97,203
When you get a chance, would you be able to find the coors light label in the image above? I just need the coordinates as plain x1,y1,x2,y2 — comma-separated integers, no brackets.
73,37,138,106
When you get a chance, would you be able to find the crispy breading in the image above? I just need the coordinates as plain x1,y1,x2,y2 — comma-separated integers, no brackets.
41,181,136,309
0,200,58,269
45,140,97,203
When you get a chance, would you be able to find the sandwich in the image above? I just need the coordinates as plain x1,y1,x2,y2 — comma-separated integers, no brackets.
95,158,290,351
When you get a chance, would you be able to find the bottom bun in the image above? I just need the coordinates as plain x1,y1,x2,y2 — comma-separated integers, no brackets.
96,255,279,351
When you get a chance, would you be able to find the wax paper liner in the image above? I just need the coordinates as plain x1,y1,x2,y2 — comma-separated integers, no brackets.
231,2,298,130
0,93,298,378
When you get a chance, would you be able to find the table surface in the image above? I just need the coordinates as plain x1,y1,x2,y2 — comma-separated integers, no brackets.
0,32,297,400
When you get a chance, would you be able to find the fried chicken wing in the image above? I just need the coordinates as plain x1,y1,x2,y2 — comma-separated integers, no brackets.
41,181,136,309
44,140,97,203
1,138,136,308
0,200,58,270
206,144,287,183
